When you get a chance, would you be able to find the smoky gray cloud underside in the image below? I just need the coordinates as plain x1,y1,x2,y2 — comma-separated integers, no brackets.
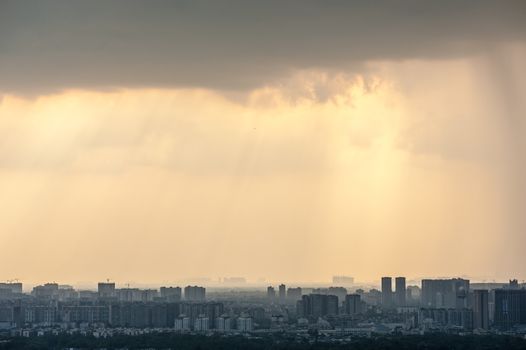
1,0,525,95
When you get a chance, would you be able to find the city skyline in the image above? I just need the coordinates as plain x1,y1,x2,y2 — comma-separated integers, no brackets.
2,276,526,344
2,275,525,293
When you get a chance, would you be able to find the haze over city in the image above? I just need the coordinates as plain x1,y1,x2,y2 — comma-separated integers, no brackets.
1,0,526,286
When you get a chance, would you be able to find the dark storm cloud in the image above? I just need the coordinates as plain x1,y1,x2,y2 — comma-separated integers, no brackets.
1,0,525,94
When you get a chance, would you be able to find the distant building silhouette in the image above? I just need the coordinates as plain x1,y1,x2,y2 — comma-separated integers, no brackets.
177,302,223,329
194,314,209,332
184,286,206,301
0,282,22,294
494,288,526,329
332,276,354,285
215,314,233,332
267,286,276,300
160,286,182,302
97,282,116,299
174,315,191,331
345,294,362,315
421,278,469,309
32,283,59,300
116,288,141,302
237,313,253,332
287,287,302,302
381,277,392,308
395,277,406,307
312,287,347,306
278,284,286,302
297,294,338,318
473,289,489,330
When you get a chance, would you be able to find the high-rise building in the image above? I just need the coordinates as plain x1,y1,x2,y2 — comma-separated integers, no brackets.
421,279,469,309
160,286,182,301
140,289,158,302
23,305,57,324
278,284,286,301
237,314,253,332
32,283,59,300
473,289,489,330
310,294,325,317
117,288,142,302
312,287,347,306
494,288,526,329
184,286,206,301
287,287,302,302
174,315,191,331
57,285,78,301
406,287,413,304
327,295,339,315
0,283,23,294
194,314,209,331
267,286,276,299
216,314,233,332
60,305,110,324
395,277,406,307
447,308,473,330
97,282,116,299
297,294,339,318
381,277,393,308
204,302,224,329
178,302,223,329
345,294,362,315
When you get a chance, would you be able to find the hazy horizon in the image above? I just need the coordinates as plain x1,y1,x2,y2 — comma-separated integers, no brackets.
1,1,525,283
11,275,519,294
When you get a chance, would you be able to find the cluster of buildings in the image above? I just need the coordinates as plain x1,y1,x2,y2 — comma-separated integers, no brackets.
0,282,252,333
1,277,526,338
382,277,526,332
265,278,526,333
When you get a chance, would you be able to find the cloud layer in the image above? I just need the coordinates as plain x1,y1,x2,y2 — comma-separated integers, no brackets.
1,0,525,94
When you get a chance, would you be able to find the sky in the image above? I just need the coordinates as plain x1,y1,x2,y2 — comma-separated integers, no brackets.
0,0,525,286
